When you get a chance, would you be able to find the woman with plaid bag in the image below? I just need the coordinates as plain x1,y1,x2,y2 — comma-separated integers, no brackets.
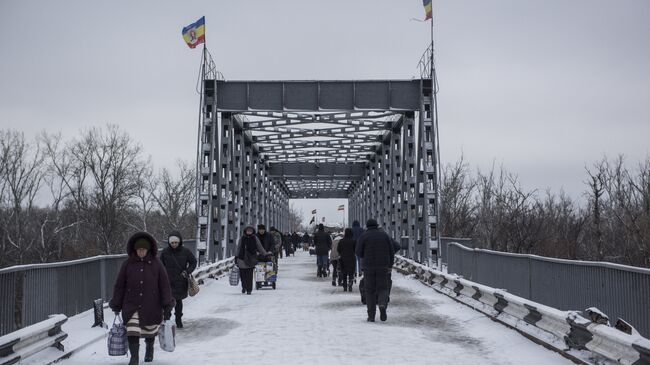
110,232,175,365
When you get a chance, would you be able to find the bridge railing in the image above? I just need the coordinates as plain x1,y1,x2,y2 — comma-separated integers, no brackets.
0,249,233,337
0,255,126,336
445,241,650,338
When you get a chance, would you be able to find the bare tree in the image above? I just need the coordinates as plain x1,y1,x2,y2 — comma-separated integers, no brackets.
149,160,196,237
0,130,45,264
74,125,147,254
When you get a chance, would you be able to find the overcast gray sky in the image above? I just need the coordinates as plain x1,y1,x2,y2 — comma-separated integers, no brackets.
1,0,649,226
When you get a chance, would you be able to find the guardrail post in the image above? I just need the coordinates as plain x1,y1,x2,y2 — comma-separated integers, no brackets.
99,259,107,301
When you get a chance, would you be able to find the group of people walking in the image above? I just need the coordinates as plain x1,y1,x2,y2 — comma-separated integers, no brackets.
109,230,197,365
313,219,399,323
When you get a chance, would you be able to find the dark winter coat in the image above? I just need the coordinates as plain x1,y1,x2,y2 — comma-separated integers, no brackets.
356,227,395,269
351,221,364,244
337,237,357,275
109,232,175,326
257,232,275,255
313,230,332,256
160,233,198,300
236,229,269,269
302,233,311,244
282,234,292,251
291,233,301,246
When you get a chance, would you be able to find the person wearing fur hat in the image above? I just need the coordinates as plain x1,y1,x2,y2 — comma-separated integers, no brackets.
355,219,395,323
237,226,270,294
109,232,175,365
160,231,197,329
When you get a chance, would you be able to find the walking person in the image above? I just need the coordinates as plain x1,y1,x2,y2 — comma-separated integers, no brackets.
302,232,311,251
257,224,276,267
291,232,301,254
330,235,341,286
283,232,293,258
236,226,270,295
160,231,197,329
270,227,283,259
109,232,175,365
356,219,395,322
313,224,332,277
351,220,364,276
337,228,357,292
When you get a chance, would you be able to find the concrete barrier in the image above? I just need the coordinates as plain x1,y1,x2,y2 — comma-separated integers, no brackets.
394,256,650,365
0,314,67,365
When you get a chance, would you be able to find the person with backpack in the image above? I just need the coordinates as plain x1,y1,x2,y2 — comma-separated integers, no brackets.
160,231,197,329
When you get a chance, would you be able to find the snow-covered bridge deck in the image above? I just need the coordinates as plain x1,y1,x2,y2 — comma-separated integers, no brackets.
55,251,570,364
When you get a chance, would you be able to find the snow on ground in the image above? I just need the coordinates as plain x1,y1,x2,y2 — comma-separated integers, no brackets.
58,251,572,365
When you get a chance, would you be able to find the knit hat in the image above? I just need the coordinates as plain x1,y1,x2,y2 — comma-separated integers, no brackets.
318,224,324,231
133,238,151,250
366,218,379,228
257,224,266,230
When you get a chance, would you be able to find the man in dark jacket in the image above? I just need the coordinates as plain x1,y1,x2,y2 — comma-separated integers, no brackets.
356,218,395,322
313,224,332,277
160,231,197,328
302,232,311,251
256,224,275,254
351,220,364,275
291,232,301,253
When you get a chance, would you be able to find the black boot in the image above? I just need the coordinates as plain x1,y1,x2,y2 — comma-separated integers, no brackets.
379,305,387,322
144,337,154,362
128,337,139,365
175,314,183,329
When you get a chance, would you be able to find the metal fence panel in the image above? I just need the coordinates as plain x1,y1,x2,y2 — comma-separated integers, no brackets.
445,242,650,338
0,254,126,336
0,271,17,335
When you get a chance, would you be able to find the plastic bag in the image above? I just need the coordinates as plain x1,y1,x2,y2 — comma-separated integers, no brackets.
229,265,240,286
158,319,176,352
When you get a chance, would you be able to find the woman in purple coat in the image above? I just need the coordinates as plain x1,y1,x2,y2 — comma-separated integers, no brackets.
110,232,175,365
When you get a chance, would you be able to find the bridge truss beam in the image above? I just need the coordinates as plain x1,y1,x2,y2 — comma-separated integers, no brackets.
196,79,440,264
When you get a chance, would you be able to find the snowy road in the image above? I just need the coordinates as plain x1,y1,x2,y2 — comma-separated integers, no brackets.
62,251,571,365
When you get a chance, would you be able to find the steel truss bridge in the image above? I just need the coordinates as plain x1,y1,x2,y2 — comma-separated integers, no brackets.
195,76,441,264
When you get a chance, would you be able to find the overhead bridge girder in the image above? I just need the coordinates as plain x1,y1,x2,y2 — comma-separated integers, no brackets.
289,191,350,199
197,78,440,266
210,80,422,112
267,162,365,180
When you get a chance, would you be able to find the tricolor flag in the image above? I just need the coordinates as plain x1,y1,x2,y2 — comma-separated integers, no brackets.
337,205,345,211
311,209,317,215
182,16,206,49
423,0,432,20
309,216,315,224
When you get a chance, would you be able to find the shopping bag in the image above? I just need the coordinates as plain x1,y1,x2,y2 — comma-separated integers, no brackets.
107,315,127,356
158,319,176,352
229,265,240,286
188,274,200,297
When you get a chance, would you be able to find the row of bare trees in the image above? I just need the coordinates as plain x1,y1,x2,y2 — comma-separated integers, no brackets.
440,155,650,268
0,125,197,268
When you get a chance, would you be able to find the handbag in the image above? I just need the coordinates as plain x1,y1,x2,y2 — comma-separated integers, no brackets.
229,265,240,286
158,319,176,352
188,274,200,296
169,250,199,296
107,315,127,356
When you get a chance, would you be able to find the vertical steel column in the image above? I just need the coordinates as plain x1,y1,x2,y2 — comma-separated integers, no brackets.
422,90,440,263
222,114,236,260
389,125,402,244
251,149,261,226
196,81,218,262
381,137,392,235
403,114,417,260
